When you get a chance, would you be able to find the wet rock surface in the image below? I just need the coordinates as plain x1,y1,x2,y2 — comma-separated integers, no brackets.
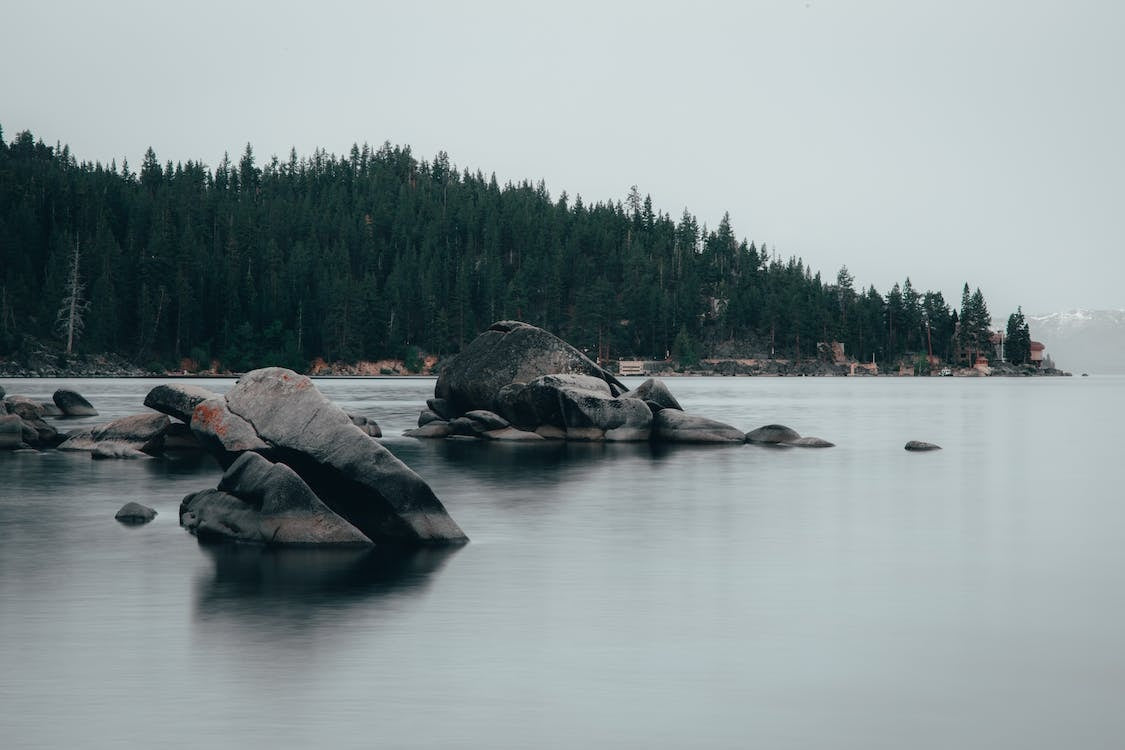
188,368,466,545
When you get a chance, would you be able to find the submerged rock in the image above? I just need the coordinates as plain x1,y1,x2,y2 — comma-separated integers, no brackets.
181,452,371,546
53,389,98,416
39,402,64,417
115,502,157,524
92,441,151,459
905,440,941,451
434,320,625,416
403,421,454,439
788,436,835,448
58,413,170,455
746,424,801,444
652,410,745,443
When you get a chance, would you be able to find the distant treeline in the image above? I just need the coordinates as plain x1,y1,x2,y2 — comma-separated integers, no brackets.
0,126,1014,370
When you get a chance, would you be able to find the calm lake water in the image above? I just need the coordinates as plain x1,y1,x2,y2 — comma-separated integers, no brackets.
0,375,1121,749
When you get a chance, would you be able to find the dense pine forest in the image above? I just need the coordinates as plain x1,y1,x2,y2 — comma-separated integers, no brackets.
0,126,1021,372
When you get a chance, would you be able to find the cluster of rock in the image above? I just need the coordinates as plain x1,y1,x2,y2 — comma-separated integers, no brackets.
5,321,955,552
405,320,836,447
0,388,100,451
158,369,465,547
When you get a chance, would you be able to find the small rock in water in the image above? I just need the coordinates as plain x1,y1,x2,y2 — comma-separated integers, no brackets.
904,440,941,451
788,436,834,448
115,502,157,524
53,389,98,416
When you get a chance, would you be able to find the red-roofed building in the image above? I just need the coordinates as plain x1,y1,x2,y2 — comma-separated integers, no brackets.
1030,341,1045,367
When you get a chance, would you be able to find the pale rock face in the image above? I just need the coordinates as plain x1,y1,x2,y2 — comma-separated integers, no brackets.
185,367,466,545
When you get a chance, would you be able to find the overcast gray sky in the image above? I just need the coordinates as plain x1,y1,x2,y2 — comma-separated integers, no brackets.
4,0,1122,317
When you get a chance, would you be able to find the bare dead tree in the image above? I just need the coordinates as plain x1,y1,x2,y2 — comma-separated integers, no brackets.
56,237,88,355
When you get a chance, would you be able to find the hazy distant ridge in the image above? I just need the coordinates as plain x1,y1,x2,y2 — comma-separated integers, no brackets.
1026,309,1125,374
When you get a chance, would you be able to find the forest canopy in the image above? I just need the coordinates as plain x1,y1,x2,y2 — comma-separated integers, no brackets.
0,127,1004,371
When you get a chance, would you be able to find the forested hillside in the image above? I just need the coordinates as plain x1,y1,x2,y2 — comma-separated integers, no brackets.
0,127,1000,371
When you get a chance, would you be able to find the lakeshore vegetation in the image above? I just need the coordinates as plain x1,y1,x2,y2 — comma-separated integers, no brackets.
0,127,1032,371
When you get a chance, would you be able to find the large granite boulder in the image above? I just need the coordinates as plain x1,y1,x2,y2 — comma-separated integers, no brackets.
189,397,271,467
653,409,745,443
629,378,683,413
58,413,171,455
434,320,626,415
198,368,466,545
495,374,651,441
144,384,218,423
53,389,98,416
181,452,372,546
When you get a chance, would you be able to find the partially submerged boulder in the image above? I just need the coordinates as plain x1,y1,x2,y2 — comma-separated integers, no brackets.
435,320,625,415
115,502,157,524
40,402,63,417
495,374,651,441
197,368,466,545
181,452,372,546
58,413,170,455
404,421,454,439
653,409,745,443
144,384,218,423
93,442,151,460
905,440,941,451
746,424,801,444
788,436,834,448
629,378,683,413
53,389,98,416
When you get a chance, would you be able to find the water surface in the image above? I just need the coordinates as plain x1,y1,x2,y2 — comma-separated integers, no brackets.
0,375,1121,748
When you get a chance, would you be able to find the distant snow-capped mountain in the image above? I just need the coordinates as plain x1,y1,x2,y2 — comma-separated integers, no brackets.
1025,309,1125,374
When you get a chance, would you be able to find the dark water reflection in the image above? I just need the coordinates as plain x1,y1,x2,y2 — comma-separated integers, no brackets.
194,543,459,625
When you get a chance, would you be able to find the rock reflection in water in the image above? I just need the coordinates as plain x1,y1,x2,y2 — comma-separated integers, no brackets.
193,543,459,627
